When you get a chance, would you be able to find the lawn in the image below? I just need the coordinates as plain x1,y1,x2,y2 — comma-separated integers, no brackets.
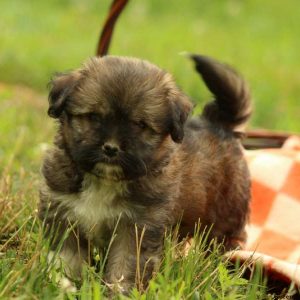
0,0,299,299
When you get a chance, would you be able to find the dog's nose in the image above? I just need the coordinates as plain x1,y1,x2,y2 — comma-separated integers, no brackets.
102,143,120,157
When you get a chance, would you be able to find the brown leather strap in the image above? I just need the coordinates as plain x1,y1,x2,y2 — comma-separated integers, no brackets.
96,0,129,56
243,130,295,149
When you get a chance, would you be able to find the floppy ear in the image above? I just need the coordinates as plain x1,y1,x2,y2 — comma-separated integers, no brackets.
48,71,81,118
169,91,193,143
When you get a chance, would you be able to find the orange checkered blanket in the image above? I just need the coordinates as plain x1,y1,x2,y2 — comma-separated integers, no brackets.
230,136,300,290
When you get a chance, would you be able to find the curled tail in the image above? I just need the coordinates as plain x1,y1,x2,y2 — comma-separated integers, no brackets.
190,54,251,131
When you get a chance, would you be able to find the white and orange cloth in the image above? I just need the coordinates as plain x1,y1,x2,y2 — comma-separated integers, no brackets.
231,136,300,287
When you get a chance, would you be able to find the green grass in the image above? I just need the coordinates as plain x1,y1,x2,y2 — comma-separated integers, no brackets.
1,207,269,299
0,0,299,299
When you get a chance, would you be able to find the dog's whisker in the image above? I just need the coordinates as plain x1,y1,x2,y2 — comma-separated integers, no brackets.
139,159,148,176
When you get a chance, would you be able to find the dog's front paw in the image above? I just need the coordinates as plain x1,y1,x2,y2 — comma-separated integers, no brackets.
105,275,133,296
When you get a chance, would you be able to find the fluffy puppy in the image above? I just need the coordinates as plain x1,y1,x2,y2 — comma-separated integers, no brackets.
39,55,251,292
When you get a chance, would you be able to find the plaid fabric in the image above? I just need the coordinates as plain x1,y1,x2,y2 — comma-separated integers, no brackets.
245,148,300,264
232,137,300,288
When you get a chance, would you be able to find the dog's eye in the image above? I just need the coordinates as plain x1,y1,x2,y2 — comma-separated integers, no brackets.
87,113,102,122
133,120,148,130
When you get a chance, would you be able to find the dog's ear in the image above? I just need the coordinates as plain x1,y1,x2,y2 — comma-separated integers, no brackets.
169,91,193,143
48,71,81,118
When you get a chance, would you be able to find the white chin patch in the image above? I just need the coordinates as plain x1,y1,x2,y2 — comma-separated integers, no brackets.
93,163,124,180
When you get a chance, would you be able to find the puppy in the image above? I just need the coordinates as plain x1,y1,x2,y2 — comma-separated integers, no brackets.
39,55,251,292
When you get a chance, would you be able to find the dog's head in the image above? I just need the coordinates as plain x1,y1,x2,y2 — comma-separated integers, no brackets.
48,56,192,180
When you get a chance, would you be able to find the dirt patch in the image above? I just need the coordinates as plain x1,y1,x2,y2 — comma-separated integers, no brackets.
0,82,47,110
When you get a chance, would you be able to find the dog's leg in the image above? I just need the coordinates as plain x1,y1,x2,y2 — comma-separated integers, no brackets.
105,222,164,294
44,227,88,294
50,229,89,279
40,209,88,278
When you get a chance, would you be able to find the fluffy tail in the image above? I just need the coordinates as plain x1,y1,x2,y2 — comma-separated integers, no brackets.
190,54,251,131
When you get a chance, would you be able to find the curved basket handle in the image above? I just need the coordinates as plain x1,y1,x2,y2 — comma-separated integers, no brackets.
96,0,129,56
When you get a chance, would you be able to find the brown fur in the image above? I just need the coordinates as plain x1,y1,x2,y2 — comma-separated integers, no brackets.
39,55,251,293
